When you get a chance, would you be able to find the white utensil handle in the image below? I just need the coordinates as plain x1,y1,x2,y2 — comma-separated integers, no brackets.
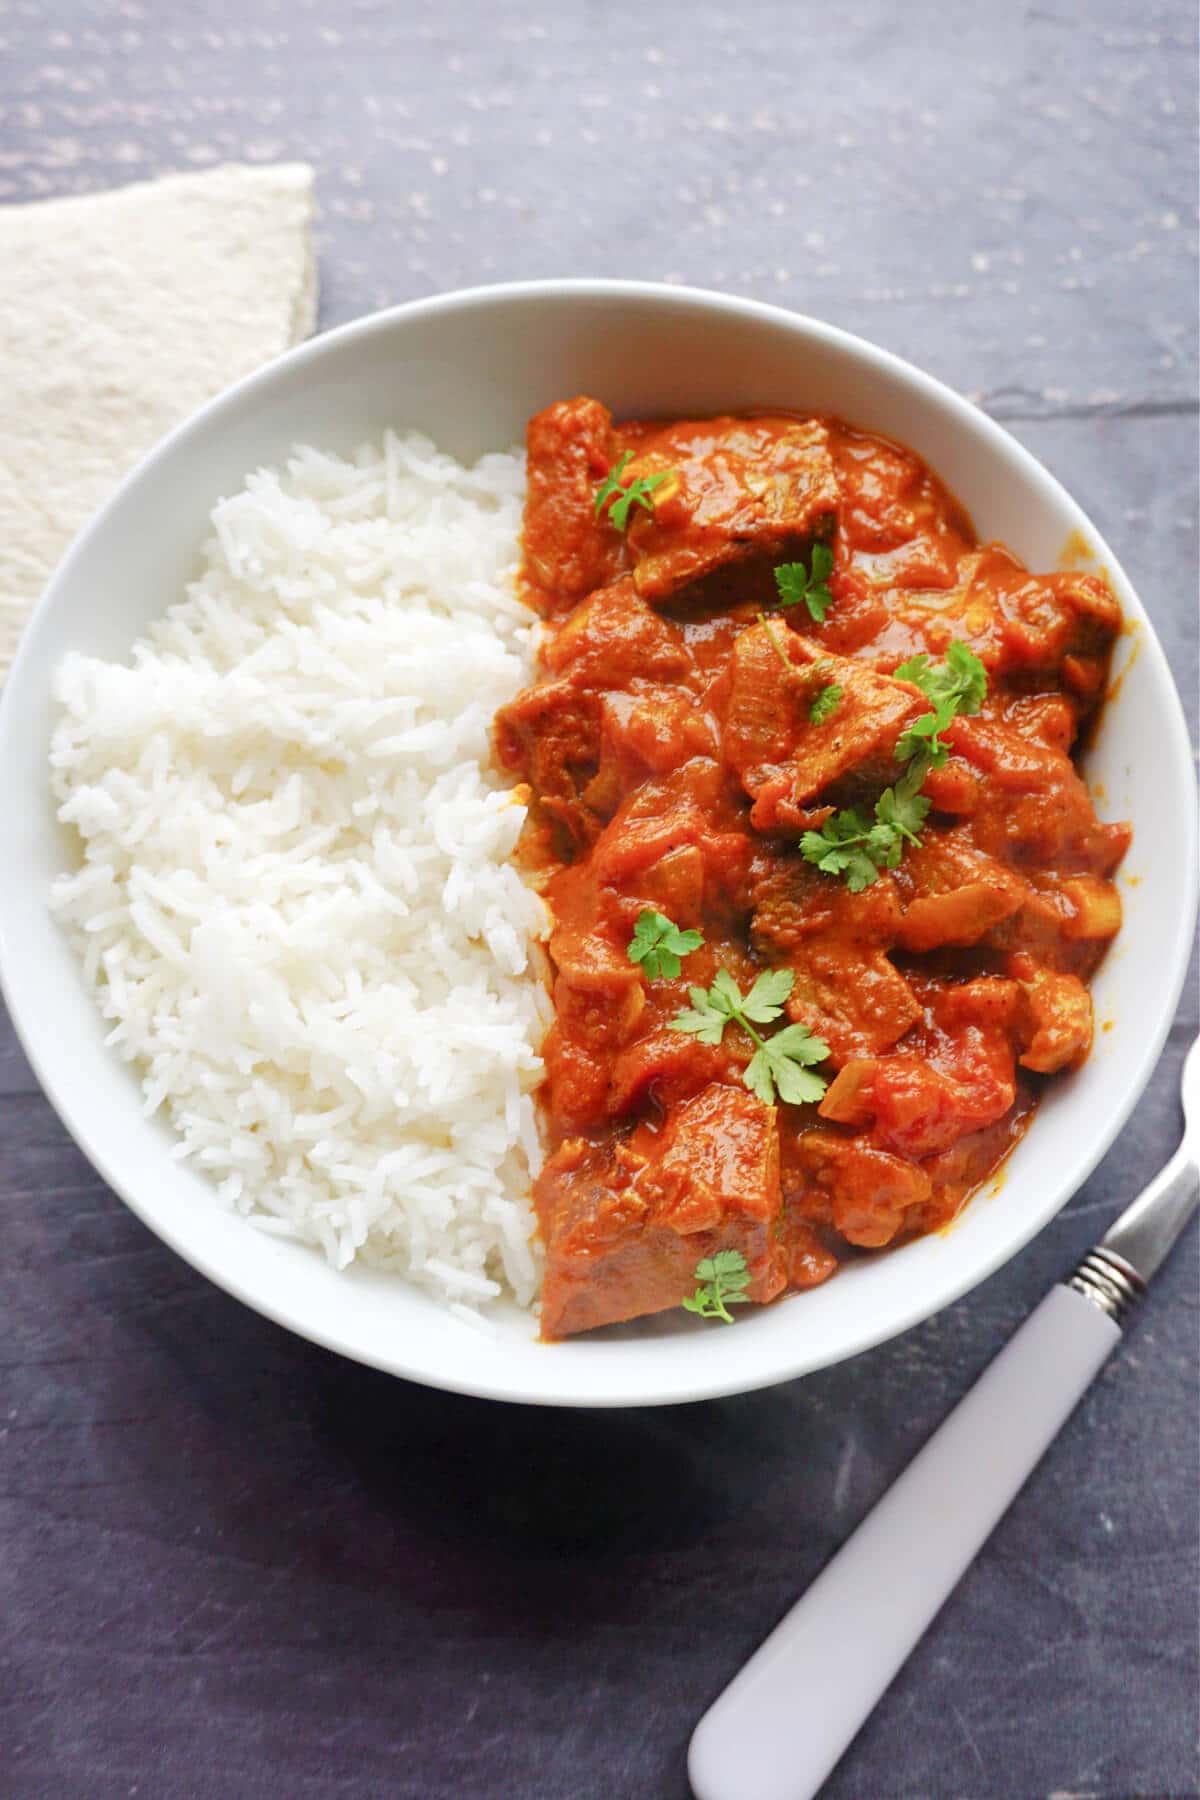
688,1283,1121,1800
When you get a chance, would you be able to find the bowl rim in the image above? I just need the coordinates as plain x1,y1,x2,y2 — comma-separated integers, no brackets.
2,277,1196,1407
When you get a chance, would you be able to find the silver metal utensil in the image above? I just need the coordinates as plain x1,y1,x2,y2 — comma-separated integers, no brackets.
689,1038,1200,1800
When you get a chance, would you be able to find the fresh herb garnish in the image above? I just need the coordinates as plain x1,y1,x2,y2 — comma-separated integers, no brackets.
801,642,986,890
669,967,830,1106
682,1249,752,1324
626,908,704,981
873,768,932,848
670,966,792,1044
893,641,987,766
800,758,932,893
894,640,988,716
799,806,883,892
773,542,835,622
594,451,675,532
756,612,794,672
894,698,957,768
809,682,843,725
745,1022,835,1106
752,625,842,726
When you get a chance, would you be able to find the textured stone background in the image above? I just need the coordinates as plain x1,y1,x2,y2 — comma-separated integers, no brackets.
1,3,1197,1797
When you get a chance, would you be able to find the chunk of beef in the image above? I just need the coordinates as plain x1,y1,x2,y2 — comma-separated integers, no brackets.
589,759,755,915
494,679,602,852
623,842,705,928
540,772,760,1133
946,715,1131,875
523,397,630,607
1000,567,1122,703
605,687,717,775
844,526,964,593
537,1085,785,1337
548,894,645,1052
786,944,922,1067
751,853,904,954
749,855,917,1065
542,576,692,687
994,690,1079,756
580,688,717,821
541,1029,613,1133
831,425,972,593
539,866,651,1131
784,1128,934,1249
720,623,795,790
621,415,840,600
722,625,924,831
912,692,1083,823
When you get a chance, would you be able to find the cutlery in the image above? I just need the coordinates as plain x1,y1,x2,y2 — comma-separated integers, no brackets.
689,1038,1200,1800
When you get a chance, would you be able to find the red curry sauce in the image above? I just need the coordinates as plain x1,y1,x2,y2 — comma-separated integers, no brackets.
495,398,1130,1338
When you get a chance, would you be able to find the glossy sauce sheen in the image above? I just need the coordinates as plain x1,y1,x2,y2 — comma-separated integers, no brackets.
496,399,1131,1339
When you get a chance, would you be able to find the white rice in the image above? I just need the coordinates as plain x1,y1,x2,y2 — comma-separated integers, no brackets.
49,431,552,1315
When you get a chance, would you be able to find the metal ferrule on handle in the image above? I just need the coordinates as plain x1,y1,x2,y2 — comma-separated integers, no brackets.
1066,1244,1146,1324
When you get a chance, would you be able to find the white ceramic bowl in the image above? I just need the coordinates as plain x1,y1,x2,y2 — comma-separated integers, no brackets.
1,281,1194,1407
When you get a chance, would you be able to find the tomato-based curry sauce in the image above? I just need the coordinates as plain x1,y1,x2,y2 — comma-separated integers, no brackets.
495,398,1130,1338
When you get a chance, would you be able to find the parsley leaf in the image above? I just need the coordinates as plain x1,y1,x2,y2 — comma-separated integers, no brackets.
773,541,835,622
809,681,843,725
802,642,986,891
894,640,988,761
801,758,933,891
669,965,830,1106
682,1248,753,1324
626,908,705,981
895,640,988,715
892,649,932,688
944,640,988,712
875,759,933,846
895,694,957,768
593,450,633,519
800,807,886,893
594,451,676,532
745,1023,831,1107
668,984,732,1047
773,565,809,610
738,967,795,1023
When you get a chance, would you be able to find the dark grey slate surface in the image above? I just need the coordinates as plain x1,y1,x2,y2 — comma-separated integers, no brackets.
1,4,1197,1797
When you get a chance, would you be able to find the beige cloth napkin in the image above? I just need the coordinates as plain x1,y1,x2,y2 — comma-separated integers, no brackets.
0,162,317,676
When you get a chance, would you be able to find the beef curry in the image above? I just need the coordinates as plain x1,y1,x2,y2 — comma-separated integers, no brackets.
496,398,1130,1339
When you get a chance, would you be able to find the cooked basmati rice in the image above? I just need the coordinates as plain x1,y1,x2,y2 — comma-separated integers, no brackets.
50,431,552,1314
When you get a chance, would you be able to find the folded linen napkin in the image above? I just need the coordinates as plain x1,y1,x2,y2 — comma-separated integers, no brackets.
0,162,317,676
